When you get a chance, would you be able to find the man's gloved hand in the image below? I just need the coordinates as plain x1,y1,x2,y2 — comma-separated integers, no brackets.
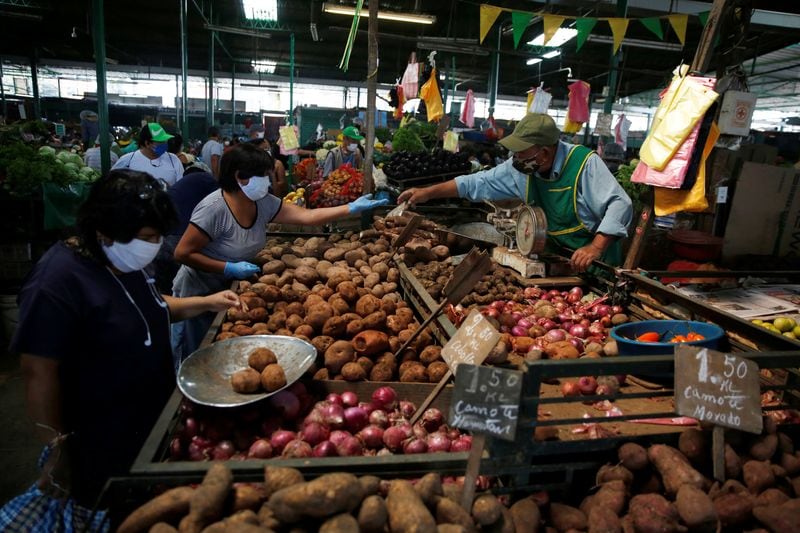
348,193,390,214
224,261,260,279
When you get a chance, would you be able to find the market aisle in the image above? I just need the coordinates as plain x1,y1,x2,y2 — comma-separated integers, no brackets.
0,352,39,505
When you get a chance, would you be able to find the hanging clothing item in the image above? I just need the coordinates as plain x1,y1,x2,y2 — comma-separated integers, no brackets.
614,114,632,151
567,81,591,123
419,67,444,122
391,85,405,120
460,89,476,128
401,61,419,98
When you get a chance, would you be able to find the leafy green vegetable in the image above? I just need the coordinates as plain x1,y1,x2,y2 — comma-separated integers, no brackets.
616,159,648,215
391,128,425,153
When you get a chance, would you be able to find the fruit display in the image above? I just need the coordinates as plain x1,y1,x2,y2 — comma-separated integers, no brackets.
309,164,363,208
382,149,471,181
290,157,318,186
282,187,305,206
753,316,800,340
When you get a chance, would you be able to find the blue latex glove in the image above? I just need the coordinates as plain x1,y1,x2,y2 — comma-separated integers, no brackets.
348,193,390,214
224,261,260,279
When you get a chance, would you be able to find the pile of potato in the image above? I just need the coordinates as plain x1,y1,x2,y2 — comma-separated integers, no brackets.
410,260,534,305
217,234,447,383
370,213,453,265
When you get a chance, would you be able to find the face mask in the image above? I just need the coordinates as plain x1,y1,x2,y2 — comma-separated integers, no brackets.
103,237,163,273
512,150,542,174
239,176,270,201
348,143,358,151
151,143,168,157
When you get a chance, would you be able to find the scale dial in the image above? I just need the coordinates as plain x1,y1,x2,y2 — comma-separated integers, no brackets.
515,205,548,256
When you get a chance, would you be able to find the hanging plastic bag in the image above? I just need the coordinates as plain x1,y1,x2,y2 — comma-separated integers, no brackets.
653,122,720,216
528,86,552,114
401,59,419,99
278,125,300,155
640,68,718,171
443,131,459,152
632,121,702,189
419,67,444,122
460,89,475,128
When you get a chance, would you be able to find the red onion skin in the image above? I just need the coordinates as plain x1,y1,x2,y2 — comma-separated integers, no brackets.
383,425,408,452
511,311,523,322
270,430,297,454
544,329,567,342
358,425,385,449
599,316,612,328
482,307,500,318
426,432,451,453
268,390,301,421
371,386,398,410
320,402,345,429
569,286,584,299
412,422,428,440
368,409,389,428
553,301,568,312
169,437,183,460
579,318,591,328
595,305,612,317
511,325,529,337
548,289,561,298
300,422,330,446
359,401,377,415
561,321,574,331
569,324,588,339
421,408,445,433
211,440,235,461
450,435,472,452
541,319,558,331
325,393,343,406
341,391,359,408
282,439,313,458
399,400,416,419
247,439,273,459
183,417,198,440
336,436,363,457
403,438,428,454
566,293,582,304
489,300,506,311
578,376,598,395
445,427,461,441
343,406,370,433
568,337,585,353
517,318,534,329
611,305,624,315
312,441,338,457
589,323,605,336
328,430,352,448
187,441,208,461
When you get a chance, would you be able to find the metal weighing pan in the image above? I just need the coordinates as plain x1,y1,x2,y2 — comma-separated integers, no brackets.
177,335,316,408
435,222,506,254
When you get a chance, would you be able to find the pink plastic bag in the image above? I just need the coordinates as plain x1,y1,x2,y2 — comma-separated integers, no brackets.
631,120,701,188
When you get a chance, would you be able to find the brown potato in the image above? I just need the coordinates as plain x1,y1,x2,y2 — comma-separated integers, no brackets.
261,364,287,392
232,324,255,336
341,362,367,381
248,348,277,372
216,332,239,341
419,346,442,364
355,294,383,317
400,364,428,383
285,314,304,331
252,322,269,333
370,363,394,381
427,361,449,382
294,324,314,338
362,310,387,330
305,302,334,332
322,315,348,337
311,335,335,356
336,281,359,303
232,368,262,393
328,295,350,315
325,340,356,375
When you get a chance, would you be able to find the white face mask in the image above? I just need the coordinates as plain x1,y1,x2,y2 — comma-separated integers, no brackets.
239,176,270,201
103,237,163,273
348,143,358,151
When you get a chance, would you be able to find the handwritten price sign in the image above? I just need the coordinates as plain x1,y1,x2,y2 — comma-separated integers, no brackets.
675,346,762,434
441,309,501,370
449,364,523,441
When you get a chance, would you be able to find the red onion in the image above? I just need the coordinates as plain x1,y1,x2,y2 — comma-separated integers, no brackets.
336,435,363,457
328,430,352,448
312,441,338,457
344,406,369,433
421,408,445,433
169,437,183,460
588,323,605,336
568,337,585,353
595,304,612,317
617,374,627,385
553,301,568,312
320,402,345,429
511,325,529,337
403,437,428,454
357,425,385,449
578,376,597,395
233,429,255,451
599,316,612,328
383,425,410,452
179,401,195,417
540,293,552,301
341,391,359,408
482,307,500,318
489,300,506,311
247,438,273,459
300,422,330,446
561,321,574,331
359,401,377,415
558,312,574,323
561,381,580,397
369,409,389,428
270,430,296,454
325,393,343,406
426,432,451,453
211,440,235,461
523,287,542,299
445,426,461,441
569,324,588,339
399,400,416,419
568,286,584,299
548,289,561,298
511,311,523,322
269,390,300,421
544,329,567,342
183,417,198,440
371,386,398,410
282,439,313,458
517,318,534,329
187,441,209,461
450,435,472,452
203,420,231,443
541,319,558,331
191,435,213,450
611,305,624,315
579,318,591,327
412,422,428,440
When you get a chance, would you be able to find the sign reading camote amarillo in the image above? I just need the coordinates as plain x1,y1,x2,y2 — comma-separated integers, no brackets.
674,345,762,434
441,309,501,370
449,364,523,442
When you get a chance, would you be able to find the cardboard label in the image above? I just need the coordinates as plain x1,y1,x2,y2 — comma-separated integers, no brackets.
441,309,501,370
449,364,523,441
674,346,763,434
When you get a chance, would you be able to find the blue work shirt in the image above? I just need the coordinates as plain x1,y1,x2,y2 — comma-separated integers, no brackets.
455,141,633,238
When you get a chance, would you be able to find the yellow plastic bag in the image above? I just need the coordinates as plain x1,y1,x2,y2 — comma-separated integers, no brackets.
278,125,299,152
419,68,444,122
640,67,718,171
443,131,459,152
654,122,720,216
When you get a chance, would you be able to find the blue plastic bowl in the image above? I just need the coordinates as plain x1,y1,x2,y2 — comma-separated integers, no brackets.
610,320,725,356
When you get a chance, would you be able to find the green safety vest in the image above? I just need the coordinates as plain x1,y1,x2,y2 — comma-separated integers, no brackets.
525,145,622,266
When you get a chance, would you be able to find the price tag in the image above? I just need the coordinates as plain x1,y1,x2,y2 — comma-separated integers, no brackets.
441,309,501,370
716,186,728,204
449,364,523,441
674,346,762,434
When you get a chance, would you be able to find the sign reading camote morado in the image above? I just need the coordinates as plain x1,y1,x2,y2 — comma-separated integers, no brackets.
441,309,502,370
674,345,763,434
449,364,523,442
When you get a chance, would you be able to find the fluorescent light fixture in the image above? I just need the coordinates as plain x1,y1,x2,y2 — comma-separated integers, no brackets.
587,34,683,51
322,2,436,25
252,59,277,74
242,0,277,21
417,40,489,56
542,50,561,59
527,58,543,66
527,27,577,47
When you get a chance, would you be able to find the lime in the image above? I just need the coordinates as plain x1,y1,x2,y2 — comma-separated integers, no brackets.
752,319,764,325
783,331,797,340
793,325,800,337
773,317,794,332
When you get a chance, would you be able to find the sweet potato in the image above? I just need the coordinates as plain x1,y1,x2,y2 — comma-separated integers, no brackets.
230,484,266,513
780,452,800,476
750,434,779,461
509,497,541,533
436,497,477,532
178,463,233,533
148,523,178,533
675,484,716,530
202,509,261,532
118,486,194,533
713,491,754,527
647,444,707,496
267,472,363,523
678,428,707,464
386,479,437,533
263,466,304,499
725,444,743,479
595,465,634,487
589,480,627,517
618,443,649,471
549,503,586,532
628,494,684,533
754,488,790,508
743,460,776,494
352,330,389,356
357,494,388,533
232,368,262,394
414,473,444,506
319,513,360,533
587,505,622,533
752,498,800,533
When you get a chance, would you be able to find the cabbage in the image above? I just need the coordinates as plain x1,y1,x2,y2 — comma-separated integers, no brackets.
56,151,72,163
38,146,56,158
323,140,337,150
65,152,84,167
315,148,329,162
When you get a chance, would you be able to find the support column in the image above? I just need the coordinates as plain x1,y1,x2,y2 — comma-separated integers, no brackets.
487,27,501,117
289,33,295,125
363,0,378,195
0,58,6,121
209,29,215,126
231,64,235,135
92,0,111,174
449,56,456,121
30,50,41,120
179,0,189,140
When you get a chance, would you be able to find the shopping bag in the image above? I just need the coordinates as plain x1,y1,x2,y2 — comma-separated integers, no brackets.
528,87,552,114
42,182,92,230
278,125,300,155
419,68,444,122
401,62,419,99
443,131,459,152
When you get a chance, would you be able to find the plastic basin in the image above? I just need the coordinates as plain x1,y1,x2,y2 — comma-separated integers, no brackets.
610,320,725,356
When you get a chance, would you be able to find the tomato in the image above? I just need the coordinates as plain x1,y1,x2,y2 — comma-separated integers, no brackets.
669,335,687,343
636,331,661,343
686,332,705,341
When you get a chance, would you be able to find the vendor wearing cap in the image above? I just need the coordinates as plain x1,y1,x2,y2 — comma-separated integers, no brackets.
398,113,633,271
113,123,185,187
322,125,364,178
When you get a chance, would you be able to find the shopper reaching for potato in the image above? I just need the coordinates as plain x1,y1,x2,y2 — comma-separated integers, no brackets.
171,142,387,363
3,170,242,525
